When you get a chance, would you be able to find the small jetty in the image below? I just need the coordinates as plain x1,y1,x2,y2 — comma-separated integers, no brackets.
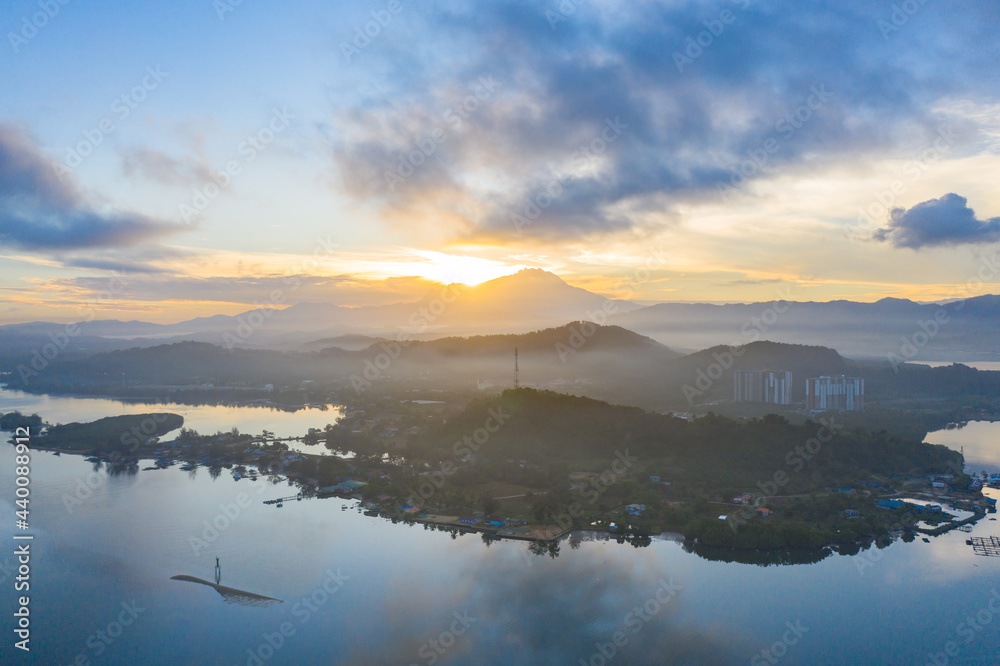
969,536,1000,557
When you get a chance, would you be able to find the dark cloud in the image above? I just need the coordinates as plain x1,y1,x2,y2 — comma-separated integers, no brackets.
873,193,1000,249
0,125,77,209
60,258,167,274
0,209,187,251
54,245,193,274
0,125,191,251
327,0,1000,241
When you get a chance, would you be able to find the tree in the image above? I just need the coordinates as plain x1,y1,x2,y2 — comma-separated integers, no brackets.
483,495,499,515
531,495,549,522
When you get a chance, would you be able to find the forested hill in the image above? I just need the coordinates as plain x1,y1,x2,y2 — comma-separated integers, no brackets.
416,389,963,491
3,323,677,390
6,332,999,412
35,413,184,453
663,341,1000,406
363,323,673,357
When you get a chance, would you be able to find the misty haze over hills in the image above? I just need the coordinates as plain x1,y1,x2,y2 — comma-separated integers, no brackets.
1,269,999,364
610,295,1000,360
1,260,996,413
6,323,998,415
0,269,637,351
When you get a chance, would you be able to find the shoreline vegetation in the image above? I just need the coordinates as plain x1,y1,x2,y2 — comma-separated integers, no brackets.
4,388,997,564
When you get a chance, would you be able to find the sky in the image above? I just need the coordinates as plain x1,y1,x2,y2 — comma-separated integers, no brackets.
1,0,999,324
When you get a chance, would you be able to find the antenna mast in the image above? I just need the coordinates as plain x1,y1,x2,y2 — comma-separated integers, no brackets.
514,347,519,388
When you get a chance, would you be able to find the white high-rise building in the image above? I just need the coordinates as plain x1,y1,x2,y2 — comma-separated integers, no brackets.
806,376,864,411
733,370,792,405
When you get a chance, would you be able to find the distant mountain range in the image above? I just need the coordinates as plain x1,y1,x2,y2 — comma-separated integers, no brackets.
8,317,999,413
3,323,675,391
610,295,1000,360
0,269,640,355
2,269,1000,363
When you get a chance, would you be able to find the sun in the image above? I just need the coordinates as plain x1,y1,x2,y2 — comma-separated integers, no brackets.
400,251,527,286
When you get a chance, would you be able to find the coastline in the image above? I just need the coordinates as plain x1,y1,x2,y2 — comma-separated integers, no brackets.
7,436,997,556
5,405,997,555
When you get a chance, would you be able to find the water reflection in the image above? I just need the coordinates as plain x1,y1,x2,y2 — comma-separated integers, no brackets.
337,540,738,665
5,398,1000,664
925,420,1000,473
0,386,344,441
170,575,283,607
687,543,832,566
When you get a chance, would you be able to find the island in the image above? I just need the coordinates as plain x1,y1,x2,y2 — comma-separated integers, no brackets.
0,411,43,431
31,413,185,454
13,389,995,565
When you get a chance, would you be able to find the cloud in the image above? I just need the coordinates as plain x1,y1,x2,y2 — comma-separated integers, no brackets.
120,147,214,187
723,278,786,286
54,245,193,274
0,124,77,208
35,273,442,307
326,0,1000,242
0,124,191,251
873,193,1000,249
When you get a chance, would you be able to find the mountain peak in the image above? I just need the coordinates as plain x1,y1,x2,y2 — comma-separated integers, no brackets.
477,268,567,287
515,267,564,279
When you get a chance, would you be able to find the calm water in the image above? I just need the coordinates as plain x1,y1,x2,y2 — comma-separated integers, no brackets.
2,393,1000,664
915,361,1000,372
0,387,343,456
926,421,1000,475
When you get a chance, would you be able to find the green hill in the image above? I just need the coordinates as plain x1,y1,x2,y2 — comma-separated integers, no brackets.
417,388,961,490
37,413,184,453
